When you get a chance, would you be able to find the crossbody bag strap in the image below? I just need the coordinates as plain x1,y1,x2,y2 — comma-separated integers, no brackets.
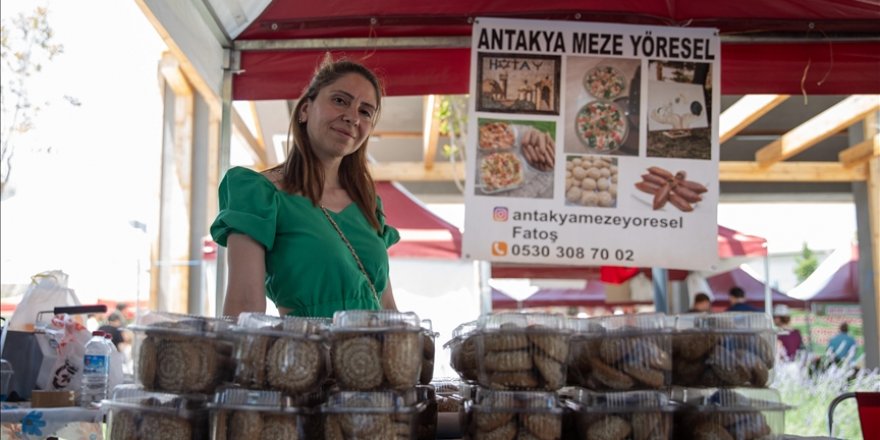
321,206,381,307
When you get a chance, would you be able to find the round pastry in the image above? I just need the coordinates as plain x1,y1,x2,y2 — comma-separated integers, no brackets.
534,354,565,390
623,363,665,389
420,332,435,385
213,410,229,440
109,409,138,440
260,414,299,440
237,334,271,388
634,339,672,371
155,340,193,392
340,412,392,437
709,346,750,385
721,412,771,440
479,419,517,440
691,421,734,440
323,415,345,440
673,357,705,386
522,413,562,440
139,414,192,440
586,415,631,440
382,331,422,388
488,371,540,389
589,357,634,390
483,331,530,351
673,333,716,361
475,410,514,432
528,333,569,363
333,336,383,390
267,338,323,393
485,350,533,372
598,338,631,364
229,411,263,439
631,412,668,440
137,336,158,389
188,341,220,392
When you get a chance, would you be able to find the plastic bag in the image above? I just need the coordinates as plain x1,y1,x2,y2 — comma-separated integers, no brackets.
34,313,92,393
6,270,80,332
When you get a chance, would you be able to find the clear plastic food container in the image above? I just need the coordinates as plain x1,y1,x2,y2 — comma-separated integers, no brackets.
129,311,234,394
102,384,209,440
562,387,675,440
474,313,573,391
673,313,776,387
420,319,439,385
568,313,672,391
209,386,312,440
673,387,788,439
400,385,438,440
445,320,479,382
330,310,423,390
321,390,426,439
226,313,330,395
464,388,565,440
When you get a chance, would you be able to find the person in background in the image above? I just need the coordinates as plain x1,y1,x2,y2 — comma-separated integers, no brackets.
773,304,803,361
725,286,760,312
211,55,400,318
827,322,858,364
98,313,125,350
86,313,100,332
689,292,712,312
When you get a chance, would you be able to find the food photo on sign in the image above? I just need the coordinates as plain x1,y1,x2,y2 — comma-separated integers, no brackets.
646,60,713,160
477,53,561,115
564,56,641,157
475,118,556,199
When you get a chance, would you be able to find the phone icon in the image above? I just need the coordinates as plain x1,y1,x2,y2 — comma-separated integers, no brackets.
492,207,509,222
491,241,508,256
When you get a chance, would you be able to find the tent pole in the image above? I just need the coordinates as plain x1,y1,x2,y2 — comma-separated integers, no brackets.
214,49,236,317
652,268,668,313
764,251,772,316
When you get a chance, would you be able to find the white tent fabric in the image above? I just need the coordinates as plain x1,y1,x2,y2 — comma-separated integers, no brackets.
786,244,852,301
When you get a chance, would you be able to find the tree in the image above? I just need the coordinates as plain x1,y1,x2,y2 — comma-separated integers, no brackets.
0,5,64,199
794,242,819,283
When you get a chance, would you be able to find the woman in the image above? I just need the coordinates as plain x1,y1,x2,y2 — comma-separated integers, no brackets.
210,56,400,318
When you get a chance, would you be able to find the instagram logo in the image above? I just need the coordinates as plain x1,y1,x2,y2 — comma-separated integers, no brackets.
492,206,509,222
491,241,508,256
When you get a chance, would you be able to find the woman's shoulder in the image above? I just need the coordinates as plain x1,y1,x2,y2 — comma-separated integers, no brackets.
223,166,284,191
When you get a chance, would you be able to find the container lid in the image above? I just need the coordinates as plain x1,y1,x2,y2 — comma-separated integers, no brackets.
430,379,461,394
567,317,606,334
128,311,232,337
209,386,303,413
103,384,208,416
331,310,420,331
561,387,672,412
476,312,570,332
589,313,672,334
443,320,478,350
673,387,789,412
229,313,328,338
321,390,420,414
676,312,774,332
474,388,560,410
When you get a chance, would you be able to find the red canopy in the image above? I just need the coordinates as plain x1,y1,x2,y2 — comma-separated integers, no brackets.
376,181,462,259
707,267,805,308
232,0,880,99
492,284,653,309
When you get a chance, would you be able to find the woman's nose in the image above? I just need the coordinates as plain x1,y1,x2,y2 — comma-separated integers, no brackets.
342,108,359,126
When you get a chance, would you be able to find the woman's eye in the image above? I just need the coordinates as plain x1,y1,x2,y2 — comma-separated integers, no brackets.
360,109,373,118
333,97,347,105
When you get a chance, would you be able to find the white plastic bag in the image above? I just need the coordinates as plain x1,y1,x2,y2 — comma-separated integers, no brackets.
34,313,92,393
6,270,80,332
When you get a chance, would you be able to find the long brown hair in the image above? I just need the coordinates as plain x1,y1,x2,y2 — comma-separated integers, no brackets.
275,55,384,232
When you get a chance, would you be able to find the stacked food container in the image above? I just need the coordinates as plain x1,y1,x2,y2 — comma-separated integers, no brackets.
323,309,431,439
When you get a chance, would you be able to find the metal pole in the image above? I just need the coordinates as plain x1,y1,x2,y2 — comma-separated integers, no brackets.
652,268,669,313
214,50,236,318
764,251,772,316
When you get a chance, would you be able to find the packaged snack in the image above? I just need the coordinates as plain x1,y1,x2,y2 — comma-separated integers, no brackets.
673,387,788,440
103,384,208,440
445,320,479,382
561,387,675,440
321,389,425,439
209,386,311,440
464,388,565,440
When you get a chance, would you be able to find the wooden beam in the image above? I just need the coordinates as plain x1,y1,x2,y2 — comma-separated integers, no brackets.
371,131,422,139
159,52,193,97
755,95,880,167
720,161,867,182
370,161,464,181
839,134,880,168
867,156,880,356
720,95,789,144
422,95,441,170
231,108,267,169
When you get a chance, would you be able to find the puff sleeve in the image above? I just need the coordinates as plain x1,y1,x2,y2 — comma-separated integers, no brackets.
210,167,279,250
376,196,400,249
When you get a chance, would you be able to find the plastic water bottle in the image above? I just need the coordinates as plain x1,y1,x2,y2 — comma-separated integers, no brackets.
81,331,111,408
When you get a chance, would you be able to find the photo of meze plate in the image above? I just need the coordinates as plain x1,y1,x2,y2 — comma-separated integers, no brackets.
575,101,628,153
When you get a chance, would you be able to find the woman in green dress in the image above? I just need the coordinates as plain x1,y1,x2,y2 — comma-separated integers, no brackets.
211,56,400,318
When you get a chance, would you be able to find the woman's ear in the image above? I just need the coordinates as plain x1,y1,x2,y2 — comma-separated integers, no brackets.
298,102,309,123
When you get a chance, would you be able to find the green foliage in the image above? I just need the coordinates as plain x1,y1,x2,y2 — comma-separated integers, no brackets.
436,95,467,159
794,242,819,283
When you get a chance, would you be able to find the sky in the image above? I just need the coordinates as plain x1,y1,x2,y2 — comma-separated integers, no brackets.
0,0,860,303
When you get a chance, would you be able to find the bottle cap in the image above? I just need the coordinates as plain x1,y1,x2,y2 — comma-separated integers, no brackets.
92,330,108,337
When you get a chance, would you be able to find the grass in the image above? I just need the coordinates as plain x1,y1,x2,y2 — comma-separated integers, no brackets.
772,352,880,439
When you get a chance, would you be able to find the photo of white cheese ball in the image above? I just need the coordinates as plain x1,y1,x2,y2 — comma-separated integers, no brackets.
564,154,619,208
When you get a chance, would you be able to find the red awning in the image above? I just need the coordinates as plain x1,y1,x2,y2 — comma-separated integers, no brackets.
232,0,880,99
717,225,767,259
375,181,463,260
492,284,653,309
707,267,805,308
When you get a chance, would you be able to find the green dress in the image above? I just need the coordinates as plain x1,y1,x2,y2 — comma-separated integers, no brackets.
210,167,400,318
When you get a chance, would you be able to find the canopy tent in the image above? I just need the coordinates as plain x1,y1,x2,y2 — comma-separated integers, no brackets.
706,265,805,308
788,244,860,303
140,0,880,102
491,224,767,279
377,181,462,260
492,283,652,309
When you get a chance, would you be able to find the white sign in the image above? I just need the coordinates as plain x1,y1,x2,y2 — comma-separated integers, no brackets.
463,17,721,271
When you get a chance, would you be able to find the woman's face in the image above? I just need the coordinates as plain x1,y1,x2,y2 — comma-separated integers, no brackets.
300,73,378,163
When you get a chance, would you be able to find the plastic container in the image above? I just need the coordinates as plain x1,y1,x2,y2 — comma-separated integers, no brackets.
0,359,13,400
82,330,113,407
464,388,565,440
562,387,675,440
445,320,479,382
400,385,438,440
209,386,312,440
129,311,234,394
673,387,788,439
329,310,423,390
673,312,776,387
420,319,439,385
568,313,672,391
102,384,209,440
474,313,573,391
321,389,426,439
226,313,330,395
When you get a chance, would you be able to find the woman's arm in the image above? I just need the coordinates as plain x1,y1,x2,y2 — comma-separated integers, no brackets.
223,233,267,318
380,282,398,311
